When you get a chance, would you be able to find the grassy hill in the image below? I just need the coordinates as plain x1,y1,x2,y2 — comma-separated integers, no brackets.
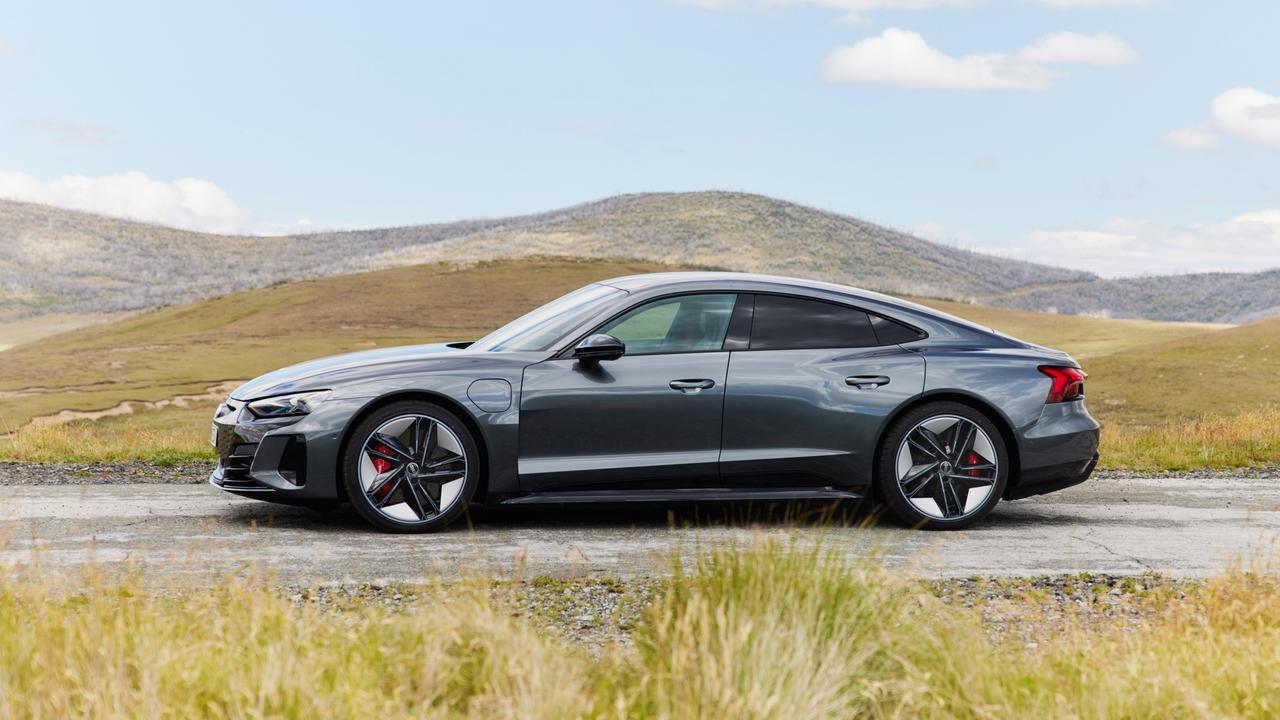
1,192,1091,324
5,191,1278,326
2,256,1272,470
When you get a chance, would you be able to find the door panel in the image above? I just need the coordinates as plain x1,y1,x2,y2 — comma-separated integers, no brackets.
720,347,924,487
518,353,729,490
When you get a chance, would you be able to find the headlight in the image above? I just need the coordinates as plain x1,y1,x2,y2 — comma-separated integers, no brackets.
245,391,331,419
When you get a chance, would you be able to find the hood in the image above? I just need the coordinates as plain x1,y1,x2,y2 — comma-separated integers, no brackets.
230,342,467,400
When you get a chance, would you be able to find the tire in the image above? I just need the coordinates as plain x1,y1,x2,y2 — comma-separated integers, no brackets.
341,401,479,533
874,401,1008,530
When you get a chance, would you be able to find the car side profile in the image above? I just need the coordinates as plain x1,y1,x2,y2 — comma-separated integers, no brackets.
210,272,1100,531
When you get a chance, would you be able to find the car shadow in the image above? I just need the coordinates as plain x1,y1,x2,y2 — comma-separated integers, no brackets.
217,497,886,533
217,496,1114,534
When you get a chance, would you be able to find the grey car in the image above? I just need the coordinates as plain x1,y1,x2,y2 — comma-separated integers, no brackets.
211,272,1099,532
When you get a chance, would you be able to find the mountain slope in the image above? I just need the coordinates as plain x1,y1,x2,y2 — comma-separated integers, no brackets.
0,192,1091,321
987,270,1280,324
2,190,1277,323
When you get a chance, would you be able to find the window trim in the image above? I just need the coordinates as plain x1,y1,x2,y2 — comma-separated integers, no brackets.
739,291,928,352
553,291,745,359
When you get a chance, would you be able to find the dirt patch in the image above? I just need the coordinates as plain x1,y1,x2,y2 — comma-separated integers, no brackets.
24,381,242,428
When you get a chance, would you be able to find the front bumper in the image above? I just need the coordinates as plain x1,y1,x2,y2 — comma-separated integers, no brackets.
209,396,366,502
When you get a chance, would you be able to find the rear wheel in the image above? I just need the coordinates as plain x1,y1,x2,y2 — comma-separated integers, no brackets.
875,402,1007,530
341,401,478,533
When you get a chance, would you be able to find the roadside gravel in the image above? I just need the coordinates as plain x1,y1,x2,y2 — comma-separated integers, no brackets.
0,460,209,485
0,460,1276,486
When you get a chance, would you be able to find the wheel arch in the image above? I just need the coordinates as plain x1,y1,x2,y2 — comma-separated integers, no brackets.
335,390,491,503
871,390,1022,499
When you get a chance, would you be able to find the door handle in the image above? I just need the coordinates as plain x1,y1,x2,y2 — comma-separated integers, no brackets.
846,375,890,389
669,379,715,393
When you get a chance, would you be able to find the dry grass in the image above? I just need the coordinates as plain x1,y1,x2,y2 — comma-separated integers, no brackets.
4,543,1280,718
1100,406,1280,471
0,406,215,464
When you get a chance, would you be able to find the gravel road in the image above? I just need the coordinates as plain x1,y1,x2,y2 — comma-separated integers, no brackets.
1,464,1277,585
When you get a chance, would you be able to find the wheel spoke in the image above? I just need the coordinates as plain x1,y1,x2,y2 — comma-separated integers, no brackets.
373,434,415,461
365,466,404,497
943,480,966,517
951,423,976,464
906,435,940,460
416,470,464,482
427,455,464,470
403,478,430,519
374,476,405,508
916,427,950,459
418,421,438,465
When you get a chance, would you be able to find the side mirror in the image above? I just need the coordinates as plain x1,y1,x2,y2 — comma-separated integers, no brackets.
573,334,625,362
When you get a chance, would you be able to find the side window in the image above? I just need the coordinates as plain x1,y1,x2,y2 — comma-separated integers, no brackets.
749,295,877,350
869,314,923,345
599,294,737,355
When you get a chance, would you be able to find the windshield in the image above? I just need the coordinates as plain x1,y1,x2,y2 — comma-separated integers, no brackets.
470,283,625,352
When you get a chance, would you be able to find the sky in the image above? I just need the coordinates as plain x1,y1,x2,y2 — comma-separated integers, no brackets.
1,0,1277,277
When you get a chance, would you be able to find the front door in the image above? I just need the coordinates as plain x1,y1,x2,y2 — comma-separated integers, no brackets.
518,293,738,491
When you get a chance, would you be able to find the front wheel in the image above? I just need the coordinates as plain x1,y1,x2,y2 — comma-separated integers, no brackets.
874,402,1008,530
341,401,479,533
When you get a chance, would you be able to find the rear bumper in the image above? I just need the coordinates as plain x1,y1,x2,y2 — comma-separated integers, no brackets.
1006,451,1098,500
1006,400,1100,500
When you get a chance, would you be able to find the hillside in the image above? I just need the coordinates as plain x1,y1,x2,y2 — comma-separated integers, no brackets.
0,192,1090,322
986,270,1280,324
3,191,1277,324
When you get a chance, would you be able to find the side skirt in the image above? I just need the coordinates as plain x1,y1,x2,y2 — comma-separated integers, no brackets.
498,487,863,505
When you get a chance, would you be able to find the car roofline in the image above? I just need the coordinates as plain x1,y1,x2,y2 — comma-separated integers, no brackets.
596,271,999,337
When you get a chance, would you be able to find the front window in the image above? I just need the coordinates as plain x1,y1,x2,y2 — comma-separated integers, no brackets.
471,283,625,352
598,294,737,355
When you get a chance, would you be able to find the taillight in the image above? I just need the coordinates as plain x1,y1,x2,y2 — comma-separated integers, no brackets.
1038,365,1087,403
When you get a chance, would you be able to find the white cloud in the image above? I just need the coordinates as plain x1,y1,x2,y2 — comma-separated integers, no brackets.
0,170,256,235
1163,125,1219,150
1211,87,1280,149
1166,87,1280,151
1011,211,1280,277
823,28,1135,90
1019,32,1137,66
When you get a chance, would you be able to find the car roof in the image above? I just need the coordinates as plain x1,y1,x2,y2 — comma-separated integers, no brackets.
597,271,986,330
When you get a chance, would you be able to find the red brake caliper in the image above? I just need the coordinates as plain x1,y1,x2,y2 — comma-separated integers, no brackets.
967,450,981,477
370,443,395,499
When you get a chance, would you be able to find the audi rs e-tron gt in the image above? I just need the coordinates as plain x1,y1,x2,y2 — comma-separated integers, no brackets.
211,272,1099,532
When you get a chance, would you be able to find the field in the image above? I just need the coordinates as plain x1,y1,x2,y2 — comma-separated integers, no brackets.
1,256,1275,470
4,542,1280,718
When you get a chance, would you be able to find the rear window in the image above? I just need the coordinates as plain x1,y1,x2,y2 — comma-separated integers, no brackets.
749,295,878,350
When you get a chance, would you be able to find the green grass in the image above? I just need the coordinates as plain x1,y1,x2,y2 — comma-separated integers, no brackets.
5,544,1280,718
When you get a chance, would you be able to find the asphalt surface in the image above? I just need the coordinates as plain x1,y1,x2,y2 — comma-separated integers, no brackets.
1,473,1278,584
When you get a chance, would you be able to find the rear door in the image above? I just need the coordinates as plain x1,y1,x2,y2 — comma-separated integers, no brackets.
719,294,925,487
518,293,740,491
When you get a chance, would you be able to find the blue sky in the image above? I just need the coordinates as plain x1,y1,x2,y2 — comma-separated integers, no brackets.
1,0,1277,276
